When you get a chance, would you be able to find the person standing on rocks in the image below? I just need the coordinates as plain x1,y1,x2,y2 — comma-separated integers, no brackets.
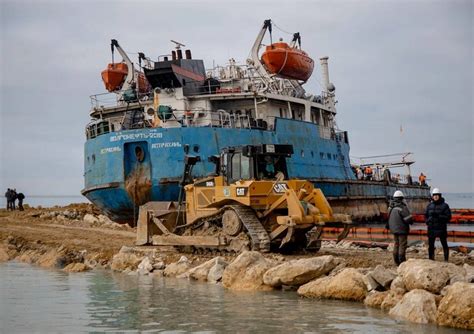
17,192,25,211
5,188,12,210
425,188,451,262
387,190,413,265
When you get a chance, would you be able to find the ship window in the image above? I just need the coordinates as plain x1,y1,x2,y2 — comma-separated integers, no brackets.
92,154,96,163
327,153,332,160
333,154,337,160
301,150,304,158
320,152,324,159
193,145,200,153
311,151,314,158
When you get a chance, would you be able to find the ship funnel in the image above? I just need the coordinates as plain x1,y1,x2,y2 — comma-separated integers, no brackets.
319,57,331,92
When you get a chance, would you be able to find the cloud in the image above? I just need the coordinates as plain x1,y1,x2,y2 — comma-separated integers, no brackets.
0,0,472,196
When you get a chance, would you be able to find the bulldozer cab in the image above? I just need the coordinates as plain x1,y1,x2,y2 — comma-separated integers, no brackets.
218,144,293,184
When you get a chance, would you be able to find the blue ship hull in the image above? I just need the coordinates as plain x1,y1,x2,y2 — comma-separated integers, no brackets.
82,118,430,223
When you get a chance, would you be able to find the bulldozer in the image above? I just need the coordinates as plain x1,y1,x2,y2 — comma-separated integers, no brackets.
136,144,351,253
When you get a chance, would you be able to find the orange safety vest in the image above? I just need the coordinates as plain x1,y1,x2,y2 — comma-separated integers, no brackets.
365,166,373,174
419,174,426,182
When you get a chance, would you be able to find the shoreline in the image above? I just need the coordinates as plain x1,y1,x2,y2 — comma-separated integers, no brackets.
1,204,473,330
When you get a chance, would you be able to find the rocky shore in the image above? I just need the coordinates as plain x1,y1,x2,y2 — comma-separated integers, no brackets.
1,205,473,330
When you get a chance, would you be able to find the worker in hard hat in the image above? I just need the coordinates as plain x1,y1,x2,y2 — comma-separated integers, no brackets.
387,190,413,265
419,173,427,186
425,188,451,262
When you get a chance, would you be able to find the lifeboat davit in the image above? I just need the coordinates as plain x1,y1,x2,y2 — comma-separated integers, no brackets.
261,42,314,81
101,62,128,92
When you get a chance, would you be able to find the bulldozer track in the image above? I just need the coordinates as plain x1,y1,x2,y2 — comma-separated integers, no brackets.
228,205,271,252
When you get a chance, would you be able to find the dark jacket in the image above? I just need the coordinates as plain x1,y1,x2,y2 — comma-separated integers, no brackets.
425,197,451,233
17,193,25,200
388,199,413,235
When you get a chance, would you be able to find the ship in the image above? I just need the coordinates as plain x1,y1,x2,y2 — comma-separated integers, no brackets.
82,19,430,224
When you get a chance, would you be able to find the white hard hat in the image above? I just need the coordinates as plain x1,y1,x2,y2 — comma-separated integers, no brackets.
432,188,441,195
393,190,404,198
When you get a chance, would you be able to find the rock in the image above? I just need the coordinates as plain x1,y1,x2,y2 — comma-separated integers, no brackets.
398,259,466,294
297,268,368,302
164,256,191,277
263,256,341,288
222,251,275,291
153,261,166,270
188,257,227,282
381,290,404,311
110,251,142,272
153,270,164,278
63,263,90,272
371,265,397,289
207,259,228,283
363,273,380,292
137,257,154,275
364,291,390,309
436,282,474,330
389,289,437,324
463,264,474,283
390,276,406,295
97,214,113,224
0,244,9,262
37,249,71,268
83,213,99,225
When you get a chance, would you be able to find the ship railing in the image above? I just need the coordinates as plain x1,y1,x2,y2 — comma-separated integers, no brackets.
85,119,113,140
90,91,153,110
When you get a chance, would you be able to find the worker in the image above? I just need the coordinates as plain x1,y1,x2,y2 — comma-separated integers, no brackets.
17,192,25,211
10,189,17,210
387,190,413,265
4,188,12,210
356,167,363,180
425,188,451,262
419,173,427,186
364,166,373,180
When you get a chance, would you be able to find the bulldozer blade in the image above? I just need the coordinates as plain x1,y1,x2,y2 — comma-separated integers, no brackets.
279,226,294,249
336,224,351,243
306,226,323,250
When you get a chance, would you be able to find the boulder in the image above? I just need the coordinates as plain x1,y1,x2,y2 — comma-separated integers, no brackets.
83,214,99,225
297,268,368,301
0,244,9,262
63,262,90,273
164,256,191,278
363,273,381,292
389,276,406,295
389,289,437,324
222,251,275,291
463,264,474,283
137,257,154,275
364,291,390,309
436,282,474,330
188,257,227,282
153,261,166,270
381,290,404,311
110,251,142,272
263,256,341,288
371,265,396,289
37,249,71,268
398,259,465,294
208,259,228,283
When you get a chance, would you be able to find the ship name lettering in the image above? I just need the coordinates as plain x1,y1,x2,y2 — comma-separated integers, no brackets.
100,146,122,154
110,132,163,142
151,142,182,149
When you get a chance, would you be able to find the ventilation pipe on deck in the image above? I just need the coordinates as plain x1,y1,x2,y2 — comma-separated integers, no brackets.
172,51,177,60
319,57,330,93
185,49,192,59
177,49,183,59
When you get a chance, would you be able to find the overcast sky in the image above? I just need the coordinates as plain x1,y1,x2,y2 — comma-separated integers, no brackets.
0,0,472,197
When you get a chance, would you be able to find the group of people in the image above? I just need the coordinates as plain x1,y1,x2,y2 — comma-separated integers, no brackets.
4,188,25,211
387,188,451,265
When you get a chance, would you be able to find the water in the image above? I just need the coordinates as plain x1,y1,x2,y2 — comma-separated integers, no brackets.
0,262,468,333
443,193,473,209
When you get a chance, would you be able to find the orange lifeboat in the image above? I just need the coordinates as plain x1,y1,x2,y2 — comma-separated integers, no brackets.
261,42,314,81
101,62,128,92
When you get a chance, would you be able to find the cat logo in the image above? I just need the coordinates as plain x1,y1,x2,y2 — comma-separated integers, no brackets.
236,187,247,196
273,183,289,193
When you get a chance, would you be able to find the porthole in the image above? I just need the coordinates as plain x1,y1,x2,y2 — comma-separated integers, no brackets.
193,145,200,153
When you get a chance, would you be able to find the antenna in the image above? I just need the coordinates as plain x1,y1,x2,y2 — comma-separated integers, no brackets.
170,40,186,50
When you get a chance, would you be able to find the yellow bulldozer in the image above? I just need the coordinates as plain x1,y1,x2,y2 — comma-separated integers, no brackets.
136,144,351,252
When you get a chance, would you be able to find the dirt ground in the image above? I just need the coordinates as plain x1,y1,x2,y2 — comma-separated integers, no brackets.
1,204,472,268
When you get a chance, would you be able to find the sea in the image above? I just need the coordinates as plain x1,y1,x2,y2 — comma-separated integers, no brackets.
0,261,470,333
